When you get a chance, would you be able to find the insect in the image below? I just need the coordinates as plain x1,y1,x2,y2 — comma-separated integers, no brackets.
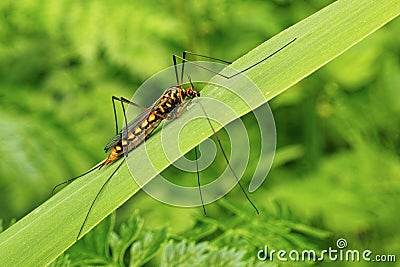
53,38,296,240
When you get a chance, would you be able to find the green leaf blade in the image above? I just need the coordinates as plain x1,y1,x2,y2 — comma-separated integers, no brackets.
0,0,398,266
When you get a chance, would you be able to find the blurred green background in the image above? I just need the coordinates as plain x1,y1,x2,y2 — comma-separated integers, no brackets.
0,0,399,265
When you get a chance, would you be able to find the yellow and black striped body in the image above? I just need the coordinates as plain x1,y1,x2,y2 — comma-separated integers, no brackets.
102,85,199,166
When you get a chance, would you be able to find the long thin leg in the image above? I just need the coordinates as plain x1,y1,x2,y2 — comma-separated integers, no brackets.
180,52,185,87
119,97,129,158
51,162,104,194
173,51,232,87
173,55,181,86
197,101,260,214
194,146,206,215
171,42,290,214
173,38,296,80
76,160,125,240
52,97,133,193
111,96,121,135
113,96,168,120
184,51,232,65
78,96,132,240
173,53,206,215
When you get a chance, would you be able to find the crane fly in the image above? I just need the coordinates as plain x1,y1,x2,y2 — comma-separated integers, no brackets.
52,38,297,240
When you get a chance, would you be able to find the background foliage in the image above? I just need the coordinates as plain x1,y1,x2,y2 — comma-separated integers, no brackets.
0,0,399,266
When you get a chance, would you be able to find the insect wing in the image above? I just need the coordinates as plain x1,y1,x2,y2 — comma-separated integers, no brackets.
103,93,167,152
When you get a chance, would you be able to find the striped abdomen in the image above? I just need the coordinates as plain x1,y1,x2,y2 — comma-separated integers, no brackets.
102,86,186,166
